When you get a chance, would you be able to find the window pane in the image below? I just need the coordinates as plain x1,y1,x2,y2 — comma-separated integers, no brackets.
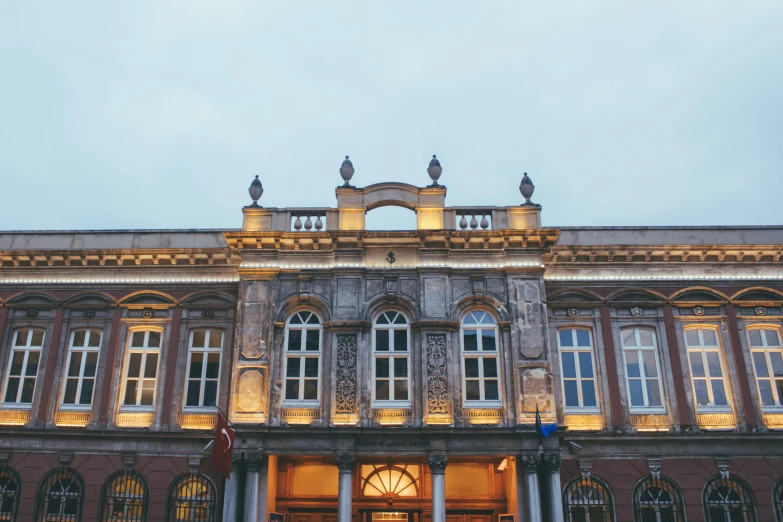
483,357,498,378
481,329,496,351
25,352,39,376
148,331,161,347
464,313,478,325
578,352,594,378
290,314,303,325
770,352,783,377
646,379,662,406
702,329,718,346
753,352,769,377
685,330,700,346
84,352,98,377
87,330,101,347
564,380,579,406
465,380,480,401
72,330,86,347
581,381,597,407
303,379,318,400
748,330,763,346
305,330,320,351
205,353,220,378
464,358,479,378
562,352,576,378
208,330,222,348
375,330,389,351
393,313,406,325
393,380,408,401
622,329,636,347
285,380,299,400
711,380,728,406
14,329,30,346
689,352,705,377
758,380,775,405
30,329,44,346
204,381,217,406
192,330,206,348
63,380,78,404
463,331,478,351
78,379,94,404
576,330,591,347
189,353,204,378
559,330,574,347
4,378,19,403
706,352,723,377
306,313,320,325
394,357,408,378
642,351,658,377
765,329,781,347
629,379,644,406
140,381,155,405
186,382,201,406
626,351,640,378
286,358,300,378
375,380,389,401
638,329,654,346
304,358,319,378
144,353,158,378
68,352,83,377
777,381,783,405
393,330,407,352
9,351,24,376
131,331,145,347
287,330,302,351
20,379,35,403
376,314,389,325
484,380,499,401
694,380,710,405
376,358,389,378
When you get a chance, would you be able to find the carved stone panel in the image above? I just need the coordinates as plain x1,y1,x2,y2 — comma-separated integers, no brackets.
236,369,264,412
510,278,546,359
521,367,551,413
335,335,357,414
241,280,270,359
423,277,447,318
335,278,360,317
426,335,448,415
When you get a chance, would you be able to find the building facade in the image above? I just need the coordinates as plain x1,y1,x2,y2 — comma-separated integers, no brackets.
1,168,782,522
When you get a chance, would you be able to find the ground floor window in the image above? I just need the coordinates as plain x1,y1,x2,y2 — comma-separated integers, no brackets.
564,476,614,522
703,475,756,522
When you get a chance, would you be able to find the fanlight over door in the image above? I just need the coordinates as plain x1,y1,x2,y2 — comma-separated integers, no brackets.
360,464,420,498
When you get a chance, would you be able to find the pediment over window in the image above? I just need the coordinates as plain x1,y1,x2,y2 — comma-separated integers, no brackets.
731,288,783,303
63,292,116,307
118,291,176,307
7,292,58,307
607,290,666,305
180,291,236,308
547,290,603,304
671,289,727,303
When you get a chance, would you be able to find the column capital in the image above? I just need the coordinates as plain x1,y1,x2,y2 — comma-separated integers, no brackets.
541,453,562,472
244,452,264,472
520,453,541,472
428,454,448,474
336,454,355,474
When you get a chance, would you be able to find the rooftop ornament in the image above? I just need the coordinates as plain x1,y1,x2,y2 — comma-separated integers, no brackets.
248,175,264,207
427,155,442,187
340,155,355,187
519,172,535,205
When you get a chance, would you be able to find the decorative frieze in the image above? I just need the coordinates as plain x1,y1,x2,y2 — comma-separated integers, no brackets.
463,408,503,425
0,409,31,426
564,414,604,432
373,409,411,426
335,335,357,415
180,413,217,430
115,412,153,428
630,414,670,432
53,410,91,428
426,335,448,415
281,408,319,425
697,413,736,430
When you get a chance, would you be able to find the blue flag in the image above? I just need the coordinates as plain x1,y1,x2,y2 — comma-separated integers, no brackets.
535,406,557,443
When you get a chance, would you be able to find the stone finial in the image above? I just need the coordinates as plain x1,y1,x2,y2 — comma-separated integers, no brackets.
427,155,443,187
340,156,355,187
248,175,264,207
520,172,535,205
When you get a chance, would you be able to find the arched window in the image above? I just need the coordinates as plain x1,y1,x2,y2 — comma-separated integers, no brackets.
167,474,216,522
461,311,501,405
121,329,162,409
100,470,148,521
558,328,600,412
360,464,420,497
774,479,783,522
703,475,757,522
633,475,685,522
36,468,83,522
747,326,783,409
0,464,20,521
563,476,614,522
61,329,102,408
283,312,322,404
184,329,223,409
684,327,730,411
372,311,410,406
3,328,45,405
620,327,665,412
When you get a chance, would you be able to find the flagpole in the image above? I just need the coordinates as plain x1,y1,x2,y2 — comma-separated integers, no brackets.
215,406,248,443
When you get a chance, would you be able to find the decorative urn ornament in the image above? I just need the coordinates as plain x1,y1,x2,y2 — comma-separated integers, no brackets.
427,155,442,186
340,156,355,187
248,175,263,206
519,172,535,204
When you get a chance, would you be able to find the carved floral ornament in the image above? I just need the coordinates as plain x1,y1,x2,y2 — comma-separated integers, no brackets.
692,306,705,316
754,306,767,316
335,335,357,415
566,308,579,317
630,307,643,317
426,335,448,415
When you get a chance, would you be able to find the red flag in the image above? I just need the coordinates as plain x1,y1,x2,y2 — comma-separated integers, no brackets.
211,412,236,479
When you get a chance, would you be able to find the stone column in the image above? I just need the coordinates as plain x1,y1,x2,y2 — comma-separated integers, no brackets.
244,454,263,522
521,454,542,522
429,454,447,522
543,454,564,522
222,459,242,522
337,455,355,522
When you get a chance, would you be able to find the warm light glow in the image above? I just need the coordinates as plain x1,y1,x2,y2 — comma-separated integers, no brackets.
361,464,419,497
497,458,508,471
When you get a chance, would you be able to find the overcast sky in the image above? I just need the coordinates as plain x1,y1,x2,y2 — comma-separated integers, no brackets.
1,2,782,231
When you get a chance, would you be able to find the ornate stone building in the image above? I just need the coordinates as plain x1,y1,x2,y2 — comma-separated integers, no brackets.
0,163,782,521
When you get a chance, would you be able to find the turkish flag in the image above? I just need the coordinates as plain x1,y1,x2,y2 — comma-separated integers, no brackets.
211,413,236,479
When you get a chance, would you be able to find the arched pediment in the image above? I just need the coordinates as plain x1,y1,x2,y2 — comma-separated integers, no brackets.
7,292,58,307
63,292,117,307
338,182,446,212
731,287,783,303
547,289,603,304
180,291,237,308
670,287,728,303
606,288,667,304
118,291,176,307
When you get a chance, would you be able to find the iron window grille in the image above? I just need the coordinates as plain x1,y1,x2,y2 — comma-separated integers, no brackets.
703,475,757,522
167,473,216,522
100,470,148,522
633,475,685,522
0,465,20,522
36,468,83,522
563,476,615,522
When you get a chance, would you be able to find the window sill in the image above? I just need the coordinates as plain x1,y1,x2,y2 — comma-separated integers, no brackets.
464,401,503,408
0,403,32,410
282,401,320,408
629,408,667,415
564,408,601,415
58,404,92,412
373,401,411,409
182,406,219,413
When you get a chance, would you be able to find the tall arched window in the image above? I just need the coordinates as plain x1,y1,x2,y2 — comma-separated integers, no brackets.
558,328,600,412
372,311,410,406
563,476,614,522
3,328,45,405
747,326,783,409
36,468,83,522
703,475,757,522
621,327,665,412
461,311,501,405
774,479,783,522
167,473,216,522
121,329,162,409
633,476,685,522
283,312,322,404
0,464,20,521
100,470,148,522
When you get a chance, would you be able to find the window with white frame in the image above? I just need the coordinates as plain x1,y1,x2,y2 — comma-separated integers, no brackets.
748,326,783,410
685,327,730,410
61,329,102,408
620,327,665,411
373,311,410,405
558,328,599,412
122,329,162,409
461,311,501,405
184,329,222,409
3,328,44,406
284,312,321,404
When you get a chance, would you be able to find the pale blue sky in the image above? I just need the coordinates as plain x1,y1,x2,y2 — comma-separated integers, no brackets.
1,2,782,231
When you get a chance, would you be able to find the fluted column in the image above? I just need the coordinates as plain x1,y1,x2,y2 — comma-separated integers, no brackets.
543,454,564,522
221,458,242,522
429,454,447,522
521,454,542,522
244,453,263,522
337,455,355,522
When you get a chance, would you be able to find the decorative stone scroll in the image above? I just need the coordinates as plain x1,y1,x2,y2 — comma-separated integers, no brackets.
335,335,357,414
427,335,448,415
